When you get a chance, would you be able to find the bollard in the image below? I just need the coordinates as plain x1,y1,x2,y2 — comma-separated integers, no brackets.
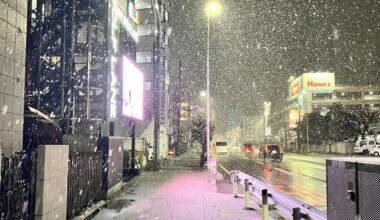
212,159,216,174
293,208,301,220
262,189,269,220
244,179,250,209
232,171,238,197
292,207,308,220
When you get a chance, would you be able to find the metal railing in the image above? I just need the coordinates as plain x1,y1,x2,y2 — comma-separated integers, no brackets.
0,151,37,220
67,151,103,218
233,169,326,220
216,161,326,220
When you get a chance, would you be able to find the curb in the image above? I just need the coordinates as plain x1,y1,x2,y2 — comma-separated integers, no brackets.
72,200,107,220
71,182,128,220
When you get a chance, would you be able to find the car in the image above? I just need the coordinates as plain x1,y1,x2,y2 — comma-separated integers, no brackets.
241,143,254,154
260,144,284,162
354,139,377,155
215,141,228,154
370,145,380,156
23,106,63,153
230,143,241,152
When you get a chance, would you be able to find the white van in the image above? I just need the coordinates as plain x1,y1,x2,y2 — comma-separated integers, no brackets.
354,139,377,154
215,141,229,154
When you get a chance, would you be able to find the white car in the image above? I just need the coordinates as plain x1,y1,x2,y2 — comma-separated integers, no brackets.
215,141,228,154
370,145,380,156
354,139,377,154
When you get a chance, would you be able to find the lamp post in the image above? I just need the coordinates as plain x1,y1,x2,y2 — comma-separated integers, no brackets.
206,1,221,169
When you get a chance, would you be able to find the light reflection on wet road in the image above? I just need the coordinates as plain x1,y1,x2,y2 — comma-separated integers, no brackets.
215,151,330,211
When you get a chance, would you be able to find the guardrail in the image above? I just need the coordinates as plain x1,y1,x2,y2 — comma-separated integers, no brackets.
231,170,326,220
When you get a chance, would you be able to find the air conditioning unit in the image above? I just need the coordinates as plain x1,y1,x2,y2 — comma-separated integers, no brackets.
327,157,380,220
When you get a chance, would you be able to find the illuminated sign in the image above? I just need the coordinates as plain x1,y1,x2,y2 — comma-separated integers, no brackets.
303,72,335,92
264,101,271,117
109,0,139,118
129,1,139,24
288,72,335,100
109,56,118,117
290,78,301,98
109,0,119,118
289,109,305,128
122,56,143,120
289,75,302,99
114,6,139,42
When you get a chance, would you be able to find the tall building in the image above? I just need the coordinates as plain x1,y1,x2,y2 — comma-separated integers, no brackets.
22,0,171,156
0,0,28,156
136,0,170,157
25,0,137,136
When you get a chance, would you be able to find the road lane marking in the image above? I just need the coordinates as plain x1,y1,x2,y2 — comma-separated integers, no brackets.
274,168,293,176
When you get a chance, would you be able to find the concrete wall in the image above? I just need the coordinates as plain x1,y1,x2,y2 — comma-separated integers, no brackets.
0,0,27,156
35,145,69,220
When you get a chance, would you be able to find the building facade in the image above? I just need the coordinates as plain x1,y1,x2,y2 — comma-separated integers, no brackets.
3,0,173,157
136,0,171,158
0,0,28,156
288,72,380,126
266,72,380,145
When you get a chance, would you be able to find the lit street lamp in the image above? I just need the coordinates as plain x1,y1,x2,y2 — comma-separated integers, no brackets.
200,90,206,98
200,90,206,105
205,1,221,170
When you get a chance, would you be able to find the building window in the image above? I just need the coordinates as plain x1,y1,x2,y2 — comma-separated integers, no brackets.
312,93,332,100
137,24,154,37
136,51,152,63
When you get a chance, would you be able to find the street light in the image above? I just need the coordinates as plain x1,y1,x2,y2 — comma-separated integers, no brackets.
200,90,206,99
206,1,221,17
200,90,207,105
205,1,221,170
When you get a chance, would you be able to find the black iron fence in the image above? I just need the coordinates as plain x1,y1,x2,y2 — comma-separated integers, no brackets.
0,151,37,220
67,151,103,218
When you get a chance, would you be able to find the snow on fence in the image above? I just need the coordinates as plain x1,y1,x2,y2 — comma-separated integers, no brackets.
0,151,37,220
67,151,103,218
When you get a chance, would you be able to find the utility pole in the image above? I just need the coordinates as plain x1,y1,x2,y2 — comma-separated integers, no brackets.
129,121,137,176
306,113,309,152
86,0,92,120
177,61,182,153
263,115,266,143
297,107,302,153
284,125,287,148
153,41,160,163
188,92,191,151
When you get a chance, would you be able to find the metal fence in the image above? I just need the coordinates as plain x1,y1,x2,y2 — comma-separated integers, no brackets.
0,151,37,220
67,151,103,218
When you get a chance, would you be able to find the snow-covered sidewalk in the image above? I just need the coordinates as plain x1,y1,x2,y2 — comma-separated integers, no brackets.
93,167,282,220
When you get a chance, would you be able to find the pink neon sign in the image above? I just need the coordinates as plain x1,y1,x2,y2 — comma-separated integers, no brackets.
122,56,143,120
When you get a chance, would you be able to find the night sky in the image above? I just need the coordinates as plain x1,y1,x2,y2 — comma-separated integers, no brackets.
169,0,380,132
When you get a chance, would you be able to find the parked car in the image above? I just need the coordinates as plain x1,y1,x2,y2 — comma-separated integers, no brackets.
23,106,63,153
369,145,380,156
230,143,241,152
354,139,377,155
260,144,284,162
241,143,254,154
215,141,228,154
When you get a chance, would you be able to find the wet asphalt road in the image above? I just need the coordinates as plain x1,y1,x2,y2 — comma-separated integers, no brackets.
215,150,331,211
